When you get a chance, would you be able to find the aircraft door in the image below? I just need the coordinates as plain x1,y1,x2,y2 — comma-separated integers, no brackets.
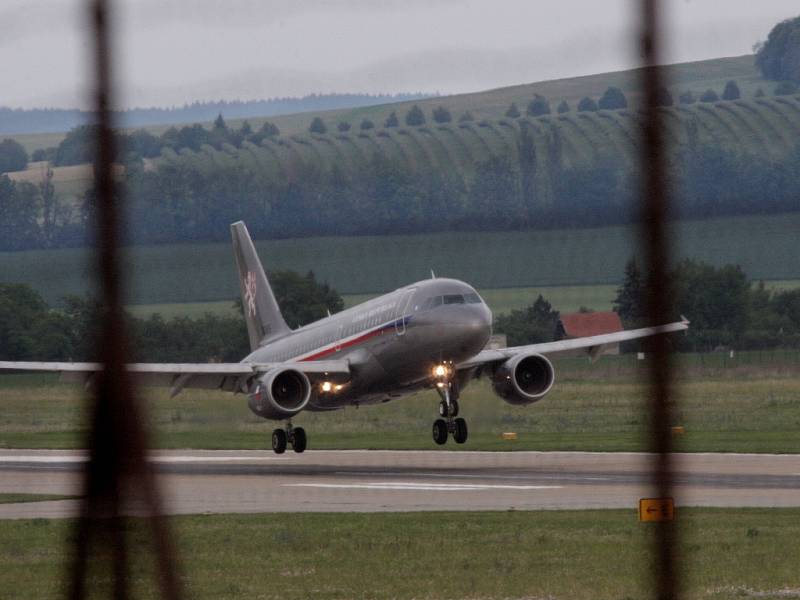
334,324,344,352
394,289,415,336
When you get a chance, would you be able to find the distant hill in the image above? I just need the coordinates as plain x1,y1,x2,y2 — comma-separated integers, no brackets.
0,93,432,136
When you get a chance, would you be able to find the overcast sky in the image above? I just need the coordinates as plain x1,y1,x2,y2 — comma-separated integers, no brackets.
1,0,798,109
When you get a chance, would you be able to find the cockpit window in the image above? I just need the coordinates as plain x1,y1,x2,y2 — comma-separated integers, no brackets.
442,294,465,305
464,293,482,304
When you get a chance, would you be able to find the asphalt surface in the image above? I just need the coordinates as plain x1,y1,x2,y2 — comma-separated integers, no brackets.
1,449,799,519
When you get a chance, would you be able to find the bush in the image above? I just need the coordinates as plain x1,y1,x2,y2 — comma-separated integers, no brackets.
0,138,28,173
505,103,521,118
577,97,598,112
700,89,719,103
755,87,766,98
722,80,741,100
385,112,399,128
679,90,696,105
775,81,799,96
557,100,570,114
755,16,800,82
360,119,375,130
405,105,426,126
598,87,627,110
309,117,327,134
337,121,352,132
526,95,551,116
432,106,452,123
458,111,475,122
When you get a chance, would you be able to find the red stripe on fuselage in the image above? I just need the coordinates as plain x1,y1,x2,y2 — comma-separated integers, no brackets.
299,321,396,362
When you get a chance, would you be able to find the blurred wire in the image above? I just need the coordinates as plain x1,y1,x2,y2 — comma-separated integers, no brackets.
67,1,183,599
640,1,679,599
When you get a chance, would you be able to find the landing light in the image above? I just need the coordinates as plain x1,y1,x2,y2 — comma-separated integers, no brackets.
433,365,447,378
321,381,333,393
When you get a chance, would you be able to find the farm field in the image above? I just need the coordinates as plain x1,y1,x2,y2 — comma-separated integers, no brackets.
1,211,798,307
2,351,799,453
10,55,763,152
2,508,800,600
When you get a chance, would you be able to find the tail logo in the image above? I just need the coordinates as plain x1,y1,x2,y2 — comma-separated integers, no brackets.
244,271,257,317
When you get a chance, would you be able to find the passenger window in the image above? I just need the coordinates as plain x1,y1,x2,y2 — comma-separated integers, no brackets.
443,294,465,305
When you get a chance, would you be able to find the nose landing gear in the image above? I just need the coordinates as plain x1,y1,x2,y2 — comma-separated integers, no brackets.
271,422,307,454
432,364,468,445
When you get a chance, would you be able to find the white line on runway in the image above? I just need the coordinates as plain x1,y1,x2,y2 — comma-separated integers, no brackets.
338,470,615,482
283,482,563,491
0,455,286,464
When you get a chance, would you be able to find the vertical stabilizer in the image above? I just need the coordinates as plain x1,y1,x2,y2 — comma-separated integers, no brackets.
231,221,291,349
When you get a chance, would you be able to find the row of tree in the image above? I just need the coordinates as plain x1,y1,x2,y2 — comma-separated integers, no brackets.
494,259,800,352
0,271,343,362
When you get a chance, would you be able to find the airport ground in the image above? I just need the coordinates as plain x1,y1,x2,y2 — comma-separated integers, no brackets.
0,508,799,599
2,352,799,453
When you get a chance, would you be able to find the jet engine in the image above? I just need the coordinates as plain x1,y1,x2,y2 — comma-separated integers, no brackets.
248,368,311,420
491,353,555,405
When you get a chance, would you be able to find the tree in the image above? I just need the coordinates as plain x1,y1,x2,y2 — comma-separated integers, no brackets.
213,113,227,130
526,95,551,116
384,112,399,128
577,96,598,112
0,176,40,250
775,81,799,95
722,80,741,100
679,90,696,105
755,16,800,82
493,295,560,346
700,89,719,103
657,87,674,106
309,117,327,134
337,121,352,132
265,270,344,329
458,111,475,122
258,121,280,137
239,120,253,137
360,119,375,130
613,259,645,328
557,100,570,114
505,103,521,118
0,138,28,174
598,87,627,110
755,87,766,98
432,106,452,123
405,105,426,126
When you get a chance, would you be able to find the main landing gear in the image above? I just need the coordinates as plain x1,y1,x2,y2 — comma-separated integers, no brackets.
272,422,307,454
432,365,468,445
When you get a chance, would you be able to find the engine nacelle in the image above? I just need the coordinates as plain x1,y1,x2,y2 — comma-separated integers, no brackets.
491,353,555,405
248,368,311,420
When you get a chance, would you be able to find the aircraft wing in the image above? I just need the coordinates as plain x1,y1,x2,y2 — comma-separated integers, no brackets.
458,319,689,370
0,360,351,396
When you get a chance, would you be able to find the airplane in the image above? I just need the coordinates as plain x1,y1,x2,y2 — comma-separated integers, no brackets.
0,221,688,453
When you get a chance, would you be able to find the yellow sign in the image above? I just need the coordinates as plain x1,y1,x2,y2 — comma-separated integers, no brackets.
501,432,518,440
639,498,674,522
671,426,685,435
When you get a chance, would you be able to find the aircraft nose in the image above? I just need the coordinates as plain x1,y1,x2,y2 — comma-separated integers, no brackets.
457,303,493,340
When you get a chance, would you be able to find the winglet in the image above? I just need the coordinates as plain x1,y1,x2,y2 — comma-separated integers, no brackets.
231,221,292,350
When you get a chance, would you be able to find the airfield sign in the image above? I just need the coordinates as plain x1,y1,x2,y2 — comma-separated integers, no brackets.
639,498,675,522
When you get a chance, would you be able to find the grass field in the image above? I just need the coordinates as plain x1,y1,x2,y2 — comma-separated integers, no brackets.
2,352,799,453
1,509,799,599
2,212,799,307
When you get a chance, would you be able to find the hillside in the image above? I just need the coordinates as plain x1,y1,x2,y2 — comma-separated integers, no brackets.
10,55,763,153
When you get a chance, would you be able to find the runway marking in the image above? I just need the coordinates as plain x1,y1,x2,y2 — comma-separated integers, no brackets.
0,455,286,464
283,482,563,491
338,470,614,482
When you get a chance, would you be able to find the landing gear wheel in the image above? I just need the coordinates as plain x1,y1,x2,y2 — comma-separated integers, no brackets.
453,418,468,444
292,427,307,453
449,399,459,417
432,419,448,445
271,428,287,454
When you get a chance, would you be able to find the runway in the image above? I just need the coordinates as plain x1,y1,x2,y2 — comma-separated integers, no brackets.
1,449,799,519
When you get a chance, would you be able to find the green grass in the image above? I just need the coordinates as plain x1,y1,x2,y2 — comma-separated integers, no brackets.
2,212,799,306
2,353,799,452
2,509,800,599
0,494,77,505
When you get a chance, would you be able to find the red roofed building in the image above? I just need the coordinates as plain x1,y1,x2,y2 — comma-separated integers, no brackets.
555,311,624,355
